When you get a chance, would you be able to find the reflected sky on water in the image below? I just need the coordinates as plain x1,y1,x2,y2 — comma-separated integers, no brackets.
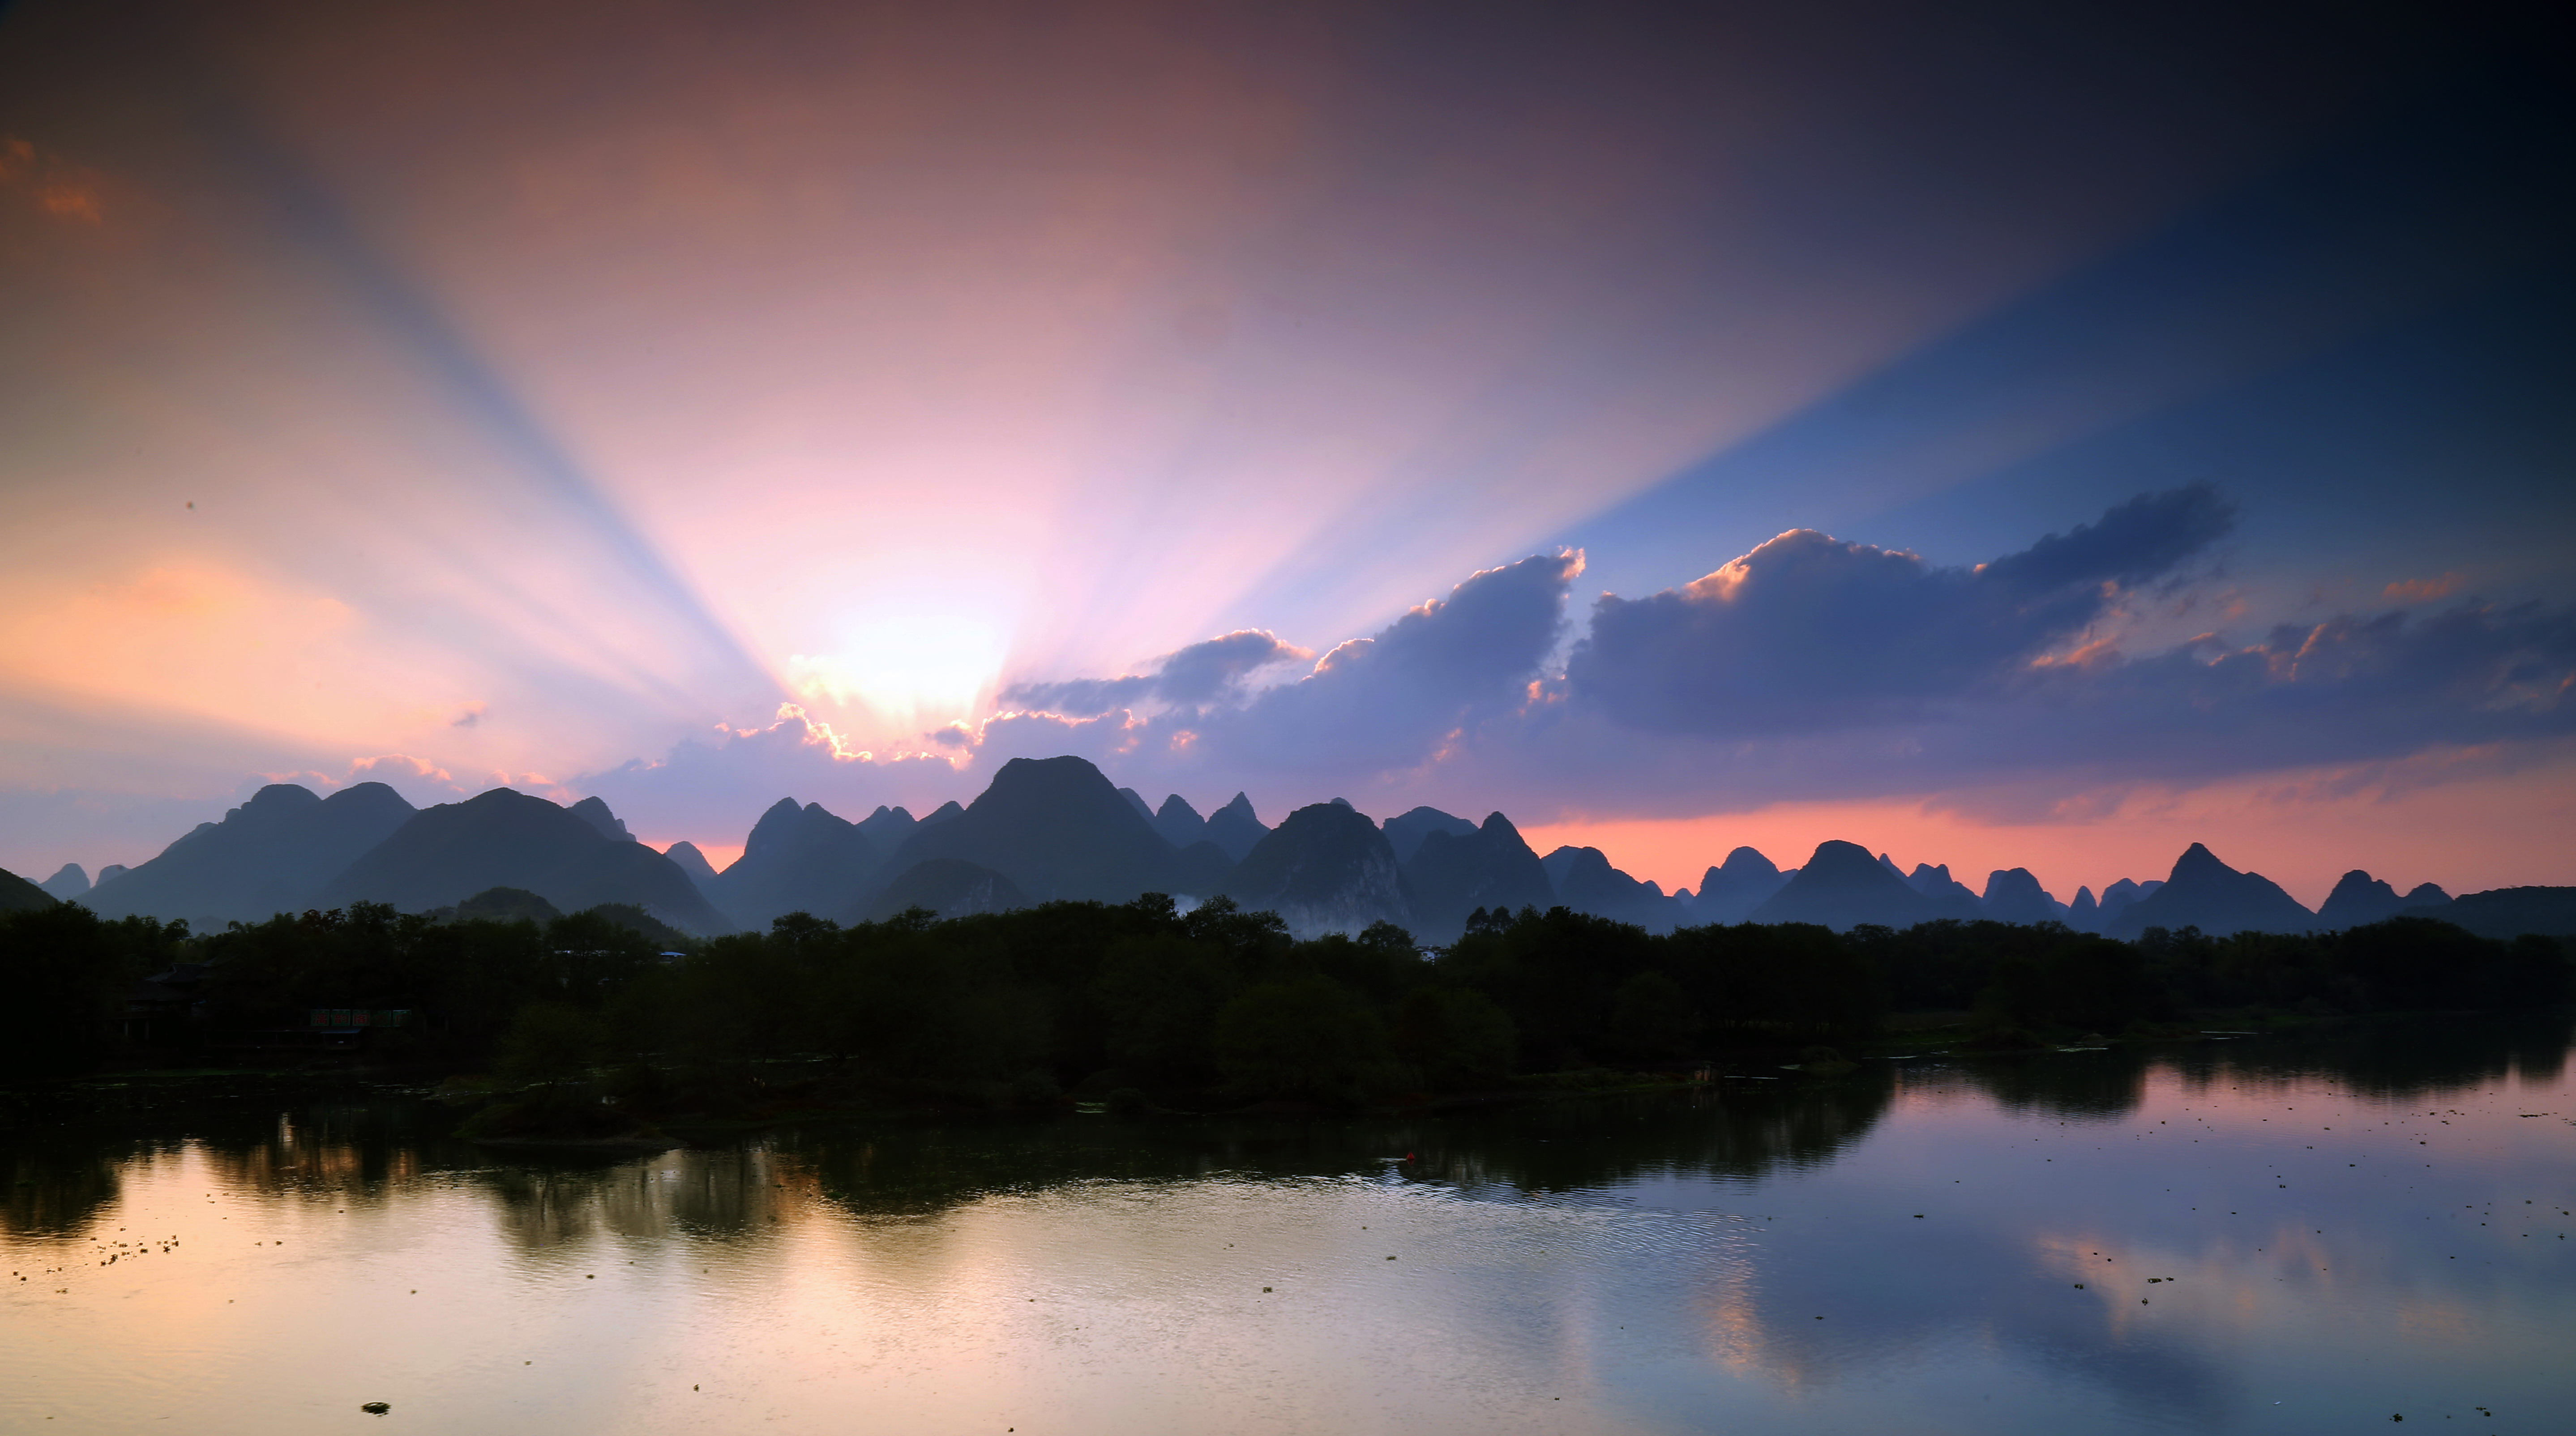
4,1015,2571,1434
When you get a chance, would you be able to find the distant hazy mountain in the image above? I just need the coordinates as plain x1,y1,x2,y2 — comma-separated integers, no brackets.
1382,806,1479,863
1980,868,2068,926
1905,863,1986,919
1201,793,1270,863
313,789,731,934
919,800,967,829
856,804,919,849
2109,844,2313,937
451,886,563,923
1,866,55,913
86,782,417,927
2315,871,2452,929
1151,794,1207,849
1403,812,1553,940
1689,848,1793,924
1546,846,1683,932
712,799,882,928
95,864,128,886
865,858,1032,921
877,756,1192,906
1750,841,1946,931
569,796,633,842
1117,787,1156,822
1220,801,1410,940
663,841,721,894
2410,887,2576,940
39,863,90,900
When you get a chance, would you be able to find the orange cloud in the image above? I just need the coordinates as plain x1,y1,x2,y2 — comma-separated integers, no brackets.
0,134,107,224
2383,572,2463,603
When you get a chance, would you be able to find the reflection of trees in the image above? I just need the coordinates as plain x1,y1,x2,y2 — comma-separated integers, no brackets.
469,1147,804,1247
768,1075,1900,1219
1944,1013,2576,1118
192,1104,438,1196
1957,1050,2153,1118
0,1140,122,1237
2162,1012,2576,1105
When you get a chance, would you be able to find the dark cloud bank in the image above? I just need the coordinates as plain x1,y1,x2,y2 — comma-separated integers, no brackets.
586,487,2576,831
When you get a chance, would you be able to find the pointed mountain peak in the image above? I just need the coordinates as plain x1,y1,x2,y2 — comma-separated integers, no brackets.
569,795,633,841
1156,794,1202,823
1118,786,1155,820
1215,792,1260,820
2173,842,2228,876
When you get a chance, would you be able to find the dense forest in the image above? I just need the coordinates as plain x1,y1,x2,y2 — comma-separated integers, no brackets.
2,896,2567,1110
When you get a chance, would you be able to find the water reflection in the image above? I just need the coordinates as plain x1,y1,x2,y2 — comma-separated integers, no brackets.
3,1015,2570,1435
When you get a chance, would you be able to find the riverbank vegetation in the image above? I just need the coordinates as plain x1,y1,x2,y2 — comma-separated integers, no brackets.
3,896,2566,1116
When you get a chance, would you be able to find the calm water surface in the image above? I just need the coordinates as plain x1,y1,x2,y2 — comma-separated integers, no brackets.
6,1016,2572,1435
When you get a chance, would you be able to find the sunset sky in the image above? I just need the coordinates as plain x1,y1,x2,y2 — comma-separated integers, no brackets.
3,0,2570,905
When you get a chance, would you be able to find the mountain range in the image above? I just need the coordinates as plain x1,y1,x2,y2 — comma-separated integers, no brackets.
15,753,2572,943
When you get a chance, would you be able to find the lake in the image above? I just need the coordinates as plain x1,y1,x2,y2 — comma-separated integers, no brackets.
6,1015,2572,1434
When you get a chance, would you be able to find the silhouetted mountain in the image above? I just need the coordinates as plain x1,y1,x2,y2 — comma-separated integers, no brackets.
2109,844,2313,938
1382,806,1478,863
39,863,90,900
1172,841,1237,897
1906,863,1985,918
95,864,128,886
1541,846,1581,888
2092,878,2162,933
1546,846,1684,932
1117,787,1155,822
919,800,967,828
313,789,732,934
1220,801,1411,940
865,858,1031,921
1202,792,1270,863
1404,813,1553,940
2410,887,2576,940
1,866,54,913
855,804,918,848
663,841,721,894
874,756,1190,907
1877,852,1908,882
2317,871,2424,929
1750,841,1946,931
569,796,633,842
1151,794,1207,849
2067,885,2101,929
86,782,418,927
711,799,882,928
584,904,696,949
1688,847,1793,924
1980,868,2068,926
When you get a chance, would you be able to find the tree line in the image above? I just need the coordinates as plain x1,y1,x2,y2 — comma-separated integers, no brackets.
1,895,2566,1103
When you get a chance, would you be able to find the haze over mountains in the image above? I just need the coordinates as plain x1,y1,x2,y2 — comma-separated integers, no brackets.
10,754,2571,944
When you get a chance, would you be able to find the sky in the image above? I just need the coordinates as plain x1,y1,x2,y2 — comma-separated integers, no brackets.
2,0,2571,906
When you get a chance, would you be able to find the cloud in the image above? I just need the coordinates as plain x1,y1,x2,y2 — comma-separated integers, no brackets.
1565,485,2232,735
558,496,2571,847
2384,572,2463,603
1000,630,1312,716
1200,552,1582,772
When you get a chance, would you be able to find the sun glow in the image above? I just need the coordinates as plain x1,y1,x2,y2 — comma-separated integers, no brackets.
785,609,1009,735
